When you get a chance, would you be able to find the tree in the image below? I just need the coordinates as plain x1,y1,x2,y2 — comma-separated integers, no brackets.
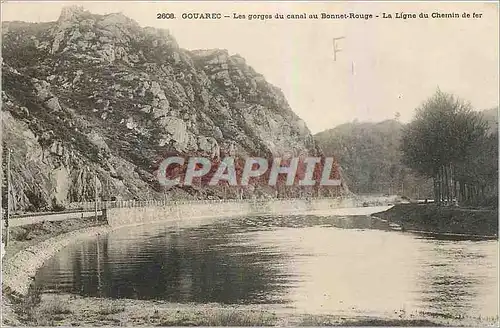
401,90,492,205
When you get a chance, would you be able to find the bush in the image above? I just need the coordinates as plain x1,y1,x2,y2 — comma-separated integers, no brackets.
51,197,66,212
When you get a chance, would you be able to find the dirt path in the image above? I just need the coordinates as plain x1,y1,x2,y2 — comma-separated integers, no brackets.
7,211,103,228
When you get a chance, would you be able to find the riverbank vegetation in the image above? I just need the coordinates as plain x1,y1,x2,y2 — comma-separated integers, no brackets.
401,90,498,207
315,91,497,206
16,293,499,327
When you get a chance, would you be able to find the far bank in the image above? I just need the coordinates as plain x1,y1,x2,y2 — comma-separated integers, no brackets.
372,204,498,238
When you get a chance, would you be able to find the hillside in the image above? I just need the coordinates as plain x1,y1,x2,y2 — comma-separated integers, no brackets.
1,6,347,212
481,107,499,134
315,119,432,198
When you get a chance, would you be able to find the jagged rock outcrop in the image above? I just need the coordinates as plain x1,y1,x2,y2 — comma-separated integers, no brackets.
2,6,347,211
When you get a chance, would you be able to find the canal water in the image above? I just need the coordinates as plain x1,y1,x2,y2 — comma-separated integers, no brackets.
33,207,498,319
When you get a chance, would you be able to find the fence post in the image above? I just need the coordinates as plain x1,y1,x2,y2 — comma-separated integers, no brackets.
4,149,12,247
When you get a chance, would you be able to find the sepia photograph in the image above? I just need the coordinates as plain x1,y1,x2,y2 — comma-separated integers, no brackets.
1,1,498,326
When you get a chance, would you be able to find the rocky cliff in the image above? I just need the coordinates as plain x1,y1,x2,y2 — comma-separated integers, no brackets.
2,6,346,211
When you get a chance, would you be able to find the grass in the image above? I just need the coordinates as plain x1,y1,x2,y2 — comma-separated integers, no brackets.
204,309,277,326
28,298,73,326
12,292,499,327
157,308,277,326
39,299,72,315
12,293,278,326
96,304,126,315
297,314,441,326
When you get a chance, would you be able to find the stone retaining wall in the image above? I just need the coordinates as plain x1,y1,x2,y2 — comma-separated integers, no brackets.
106,197,389,227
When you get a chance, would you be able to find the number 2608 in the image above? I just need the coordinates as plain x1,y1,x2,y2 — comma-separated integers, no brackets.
157,13,175,19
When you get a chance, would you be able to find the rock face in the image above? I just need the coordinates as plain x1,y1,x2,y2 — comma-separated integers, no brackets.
2,7,346,210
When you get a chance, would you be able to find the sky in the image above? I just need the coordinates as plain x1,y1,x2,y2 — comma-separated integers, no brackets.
2,1,499,133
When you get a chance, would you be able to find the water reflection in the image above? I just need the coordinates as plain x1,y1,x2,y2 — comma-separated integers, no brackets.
38,222,292,303
34,212,498,319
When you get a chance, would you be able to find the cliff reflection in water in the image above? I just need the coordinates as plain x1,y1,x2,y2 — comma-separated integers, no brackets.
39,220,293,303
